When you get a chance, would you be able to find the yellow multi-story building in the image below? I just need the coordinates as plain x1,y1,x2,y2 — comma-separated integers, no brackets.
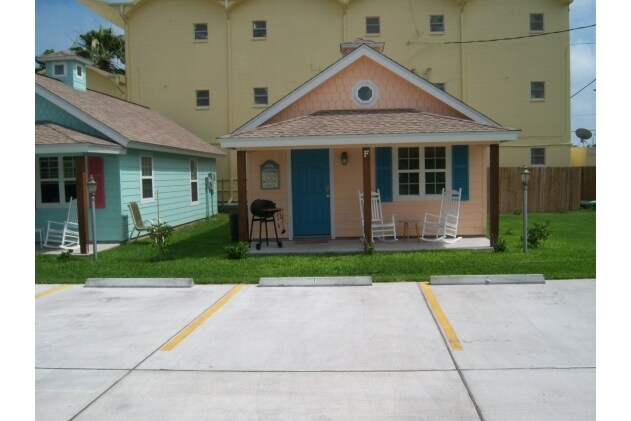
80,0,573,201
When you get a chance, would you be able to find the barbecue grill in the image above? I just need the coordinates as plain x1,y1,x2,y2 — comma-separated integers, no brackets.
249,199,283,250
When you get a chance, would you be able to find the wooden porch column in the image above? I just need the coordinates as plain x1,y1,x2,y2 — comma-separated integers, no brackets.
236,150,249,242
489,144,500,246
74,157,89,254
362,147,372,250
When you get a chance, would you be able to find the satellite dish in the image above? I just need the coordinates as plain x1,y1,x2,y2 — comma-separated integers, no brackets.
575,128,593,143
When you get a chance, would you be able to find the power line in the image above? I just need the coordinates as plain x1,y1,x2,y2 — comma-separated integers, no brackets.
571,78,596,98
408,23,595,45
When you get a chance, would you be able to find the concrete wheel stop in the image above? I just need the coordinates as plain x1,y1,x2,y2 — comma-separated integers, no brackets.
85,278,194,288
429,274,545,285
259,276,372,287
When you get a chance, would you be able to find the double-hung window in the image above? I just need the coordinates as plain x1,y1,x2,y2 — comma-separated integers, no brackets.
430,15,445,33
194,23,208,40
253,21,267,38
396,147,448,198
366,17,380,35
141,155,154,201
196,90,210,107
190,160,199,203
254,87,268,105
531,148,545,165
38,156,76,205
530,14,544,32
531,81,545,100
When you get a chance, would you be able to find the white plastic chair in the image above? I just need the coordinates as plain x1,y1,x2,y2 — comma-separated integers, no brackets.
358,189,397,242
43,197,80,249
421,188,462,243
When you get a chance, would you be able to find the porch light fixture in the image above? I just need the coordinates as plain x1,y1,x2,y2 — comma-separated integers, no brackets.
520,165,530,253
341,151,349,166
87,175,98,261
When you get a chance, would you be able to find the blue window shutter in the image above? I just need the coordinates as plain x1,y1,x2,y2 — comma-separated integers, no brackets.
452,145,469,200
375,147,393,202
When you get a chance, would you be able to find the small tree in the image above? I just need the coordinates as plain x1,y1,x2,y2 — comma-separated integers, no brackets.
147,222,174,261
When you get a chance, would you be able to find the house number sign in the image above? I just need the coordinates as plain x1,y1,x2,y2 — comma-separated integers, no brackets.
261,160,279,189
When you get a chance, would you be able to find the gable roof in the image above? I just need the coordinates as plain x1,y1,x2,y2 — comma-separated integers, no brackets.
221,45,520,149
35,74,224,157
233,44,503,135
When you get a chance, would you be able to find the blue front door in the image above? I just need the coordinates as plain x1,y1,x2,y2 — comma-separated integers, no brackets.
291,149,330,236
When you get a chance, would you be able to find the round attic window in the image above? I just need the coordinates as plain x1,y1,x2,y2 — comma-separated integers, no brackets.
353,80,378,106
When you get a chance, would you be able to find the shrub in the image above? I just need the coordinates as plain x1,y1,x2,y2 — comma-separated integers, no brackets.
147,222,174,260
225,242,249,260
522,221,552,249
493,236,507,252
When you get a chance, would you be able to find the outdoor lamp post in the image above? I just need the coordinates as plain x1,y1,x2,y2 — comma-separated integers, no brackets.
87,175,98,261
521,165,530,253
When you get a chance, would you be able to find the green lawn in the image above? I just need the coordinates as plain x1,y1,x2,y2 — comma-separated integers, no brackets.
35,210,596,284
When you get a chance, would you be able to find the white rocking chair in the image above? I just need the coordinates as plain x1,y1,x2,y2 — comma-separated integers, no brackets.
43,197,80,249
421,188,462,243
359,189,397,242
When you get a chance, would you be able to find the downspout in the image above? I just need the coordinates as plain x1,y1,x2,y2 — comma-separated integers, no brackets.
459,1,467,101
225,1,235,202
119,4,130,101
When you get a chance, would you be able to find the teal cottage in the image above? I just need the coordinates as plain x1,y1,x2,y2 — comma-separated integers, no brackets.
35,52,224,248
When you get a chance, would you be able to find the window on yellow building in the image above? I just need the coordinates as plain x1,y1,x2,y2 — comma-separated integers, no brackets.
530,81,545,100
194,23,208,40
530,14,544,32
253,21,267,38
196,90,210,107
366,17,380,35
531,148,545,165
430,15,445,33
254,87,268,105
433,82,446,91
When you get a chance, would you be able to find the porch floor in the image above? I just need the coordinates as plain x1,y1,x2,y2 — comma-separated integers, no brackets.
247,236,491,255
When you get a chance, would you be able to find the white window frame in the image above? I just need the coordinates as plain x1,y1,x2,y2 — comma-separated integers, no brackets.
365,16,380,35
353,80,379,106
394,146,451,201
254,87,268,106
429,15,445,33
190,159,199,204
52,62,67,78
140,155,154,202
253,20,267,39
196,90,210,108
36,156,77,207
75,64,84,80
194,23,208,41
531,81,545,100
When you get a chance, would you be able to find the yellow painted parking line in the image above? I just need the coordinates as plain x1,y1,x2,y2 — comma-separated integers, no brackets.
161,284,246,352
419,282,463,351
35,284,74,299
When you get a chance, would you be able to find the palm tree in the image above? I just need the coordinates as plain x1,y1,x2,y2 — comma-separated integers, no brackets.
70,26,125,74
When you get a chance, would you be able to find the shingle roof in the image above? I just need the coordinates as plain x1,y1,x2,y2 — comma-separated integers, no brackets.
36,122,120,147
35,74,224,156
222,109,517,139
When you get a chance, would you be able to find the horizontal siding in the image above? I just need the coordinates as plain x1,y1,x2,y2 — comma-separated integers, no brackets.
120,150,216,240
35,96,104,138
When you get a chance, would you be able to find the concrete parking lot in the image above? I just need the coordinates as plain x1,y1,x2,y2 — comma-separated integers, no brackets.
35,279,595,420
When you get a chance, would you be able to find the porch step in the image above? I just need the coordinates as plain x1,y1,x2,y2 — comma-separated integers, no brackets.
259,276,372,287
85,278,194,288
429,274,545,285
